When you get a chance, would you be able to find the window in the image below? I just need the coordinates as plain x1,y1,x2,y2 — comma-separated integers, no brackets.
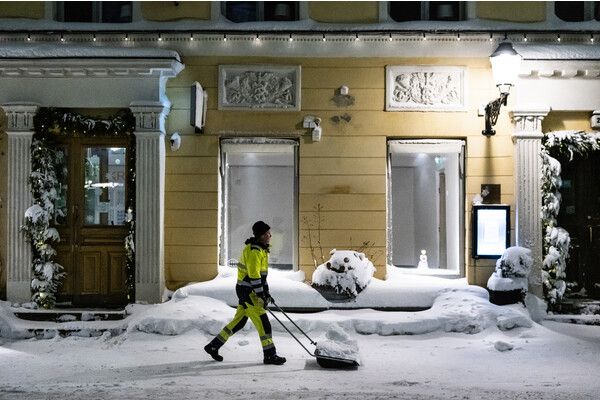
58,1,133,23
223,1,299,23
387,140,465,275
220,139,298,270
554,1,600,21
389,1,464,22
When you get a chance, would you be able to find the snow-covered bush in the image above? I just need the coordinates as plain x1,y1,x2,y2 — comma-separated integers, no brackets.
487,247,532,297
312,249,376,298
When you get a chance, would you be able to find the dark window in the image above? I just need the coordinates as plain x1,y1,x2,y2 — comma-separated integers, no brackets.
224,1,299,22
596,2,600,19
60,1,132,23
390,1,422,21
429,1,461,21
389,1,462,22
102,2,133,23
555,1,585,21
63,1,94,23
264,1,298,21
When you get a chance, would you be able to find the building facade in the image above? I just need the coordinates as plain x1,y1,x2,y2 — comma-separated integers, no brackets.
1,1,598,306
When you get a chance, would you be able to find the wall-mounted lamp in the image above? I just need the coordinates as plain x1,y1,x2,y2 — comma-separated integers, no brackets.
303,115,322,142
169,132,181,151
482,42,522,136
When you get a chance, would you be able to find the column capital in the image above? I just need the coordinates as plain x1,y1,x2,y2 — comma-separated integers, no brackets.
511,106,551,141
129,101,170,134
2,102,39,133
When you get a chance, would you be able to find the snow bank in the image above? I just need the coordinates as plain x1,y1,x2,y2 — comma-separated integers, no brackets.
315,325,361,365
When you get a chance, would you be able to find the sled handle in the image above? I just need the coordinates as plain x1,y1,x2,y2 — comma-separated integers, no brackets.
270,300,317,346
267,308,315,357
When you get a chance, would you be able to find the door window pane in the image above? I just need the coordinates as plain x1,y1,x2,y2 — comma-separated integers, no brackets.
84,147,127,226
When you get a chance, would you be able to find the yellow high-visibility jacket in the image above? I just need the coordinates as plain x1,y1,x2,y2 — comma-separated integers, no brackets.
237,242,269,296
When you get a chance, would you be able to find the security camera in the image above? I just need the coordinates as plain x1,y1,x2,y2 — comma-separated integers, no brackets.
169,132,181,151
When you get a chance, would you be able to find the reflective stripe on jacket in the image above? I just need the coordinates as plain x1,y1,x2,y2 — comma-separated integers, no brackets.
237,243,269,295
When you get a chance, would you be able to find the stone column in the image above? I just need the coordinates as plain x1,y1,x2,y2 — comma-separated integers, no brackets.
2,103,38,303
511,107,550,297
129,102,169,303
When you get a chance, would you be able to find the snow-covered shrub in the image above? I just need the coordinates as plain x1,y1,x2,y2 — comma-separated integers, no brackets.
487,247,533,304
495,246,533,278
312,249,376,298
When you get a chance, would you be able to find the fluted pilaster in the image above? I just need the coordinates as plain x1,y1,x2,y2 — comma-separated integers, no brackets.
511,107,550,297
3,103,38,303
130,102,169,303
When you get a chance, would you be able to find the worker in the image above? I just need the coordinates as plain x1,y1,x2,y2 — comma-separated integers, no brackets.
204,221,286,365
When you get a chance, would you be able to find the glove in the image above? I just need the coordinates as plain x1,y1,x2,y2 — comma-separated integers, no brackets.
262,292,273,305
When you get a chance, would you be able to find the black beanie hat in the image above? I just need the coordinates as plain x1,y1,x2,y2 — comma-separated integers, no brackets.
252,221,271,237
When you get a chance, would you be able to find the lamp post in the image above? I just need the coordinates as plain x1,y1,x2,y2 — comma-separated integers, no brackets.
483,42,522,136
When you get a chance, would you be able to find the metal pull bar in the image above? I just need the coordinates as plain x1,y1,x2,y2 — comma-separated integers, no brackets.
271,301,317,346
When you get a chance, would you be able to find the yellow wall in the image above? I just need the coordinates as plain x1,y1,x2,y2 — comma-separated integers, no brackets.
309,1,379,23
477,1,546,22
163,56,515,290
543,112,593,132
141,1,211,21
0,1,44,19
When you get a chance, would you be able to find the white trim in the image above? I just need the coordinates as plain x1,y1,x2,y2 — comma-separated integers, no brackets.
388,139,465,154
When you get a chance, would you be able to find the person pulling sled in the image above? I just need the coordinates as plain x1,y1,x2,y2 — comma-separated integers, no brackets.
204,221,286,365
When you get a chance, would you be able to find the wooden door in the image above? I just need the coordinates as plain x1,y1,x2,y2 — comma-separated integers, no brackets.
557,152,600,298
55,137,131,307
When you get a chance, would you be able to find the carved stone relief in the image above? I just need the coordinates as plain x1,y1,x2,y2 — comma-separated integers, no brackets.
218,65,301,111
386,66,467,111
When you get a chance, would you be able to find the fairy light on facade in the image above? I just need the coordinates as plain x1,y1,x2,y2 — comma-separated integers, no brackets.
223,34,227,42
92,33,97,42
158,33,163,41
60,33,64,42
190,33,194,41
289,33,293,42
557,33,561,42
523,33,527,42
355,33,360,41
322,33,326,42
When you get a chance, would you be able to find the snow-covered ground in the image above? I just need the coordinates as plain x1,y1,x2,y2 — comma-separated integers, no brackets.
1,273,599,399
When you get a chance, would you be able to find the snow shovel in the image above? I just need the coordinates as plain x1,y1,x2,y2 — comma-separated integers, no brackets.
267,301,359,369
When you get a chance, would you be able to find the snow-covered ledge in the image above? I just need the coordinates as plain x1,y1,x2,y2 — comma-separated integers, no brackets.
2,103,38,303
129,102,169,304
511,106,550,298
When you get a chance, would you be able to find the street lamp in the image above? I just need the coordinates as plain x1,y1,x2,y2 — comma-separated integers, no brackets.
482,42,522,136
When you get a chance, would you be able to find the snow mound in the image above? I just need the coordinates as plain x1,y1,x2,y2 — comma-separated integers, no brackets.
487,275,528,292
494,340,514,352
315,325,361,365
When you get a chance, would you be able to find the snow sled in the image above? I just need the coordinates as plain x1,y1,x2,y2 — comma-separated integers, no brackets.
267,301,360,369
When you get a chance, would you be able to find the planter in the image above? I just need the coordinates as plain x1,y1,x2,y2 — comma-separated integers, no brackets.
312,284,355,303
488,289,524,305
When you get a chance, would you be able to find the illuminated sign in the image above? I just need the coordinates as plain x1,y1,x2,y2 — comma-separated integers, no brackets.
472,205,510,259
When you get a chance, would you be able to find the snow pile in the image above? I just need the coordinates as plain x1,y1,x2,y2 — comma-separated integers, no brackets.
315,324,361,365
487,246,533,292
312,249,376,297
493,340,514,352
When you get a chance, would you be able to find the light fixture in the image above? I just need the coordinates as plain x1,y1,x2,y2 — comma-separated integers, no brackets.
255,33,260,41
591,34,595,43
322,34,326,42
489,33,493,42
289,33,293,42
60,33,65,42
523,33,527,42
223,34,227,41
27,33,31,41
355,33,360,41
457,33,461,41
423,32,427,41
482,41,522,136
190,33,194,41
557,33,561,42
158,33,163,41
93,33,97,42
124,33,129,41
388,33,393,41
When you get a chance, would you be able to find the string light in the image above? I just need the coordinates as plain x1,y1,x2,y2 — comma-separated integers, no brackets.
557,33,561,42
124,33,129,41
355,33,359,41
255,33,260,41
60,33,64,42
523,33,527,42
456,33,460,41
489,33,493,42
322,33,326,42
158,33,163,41
223,34,227,42
422,32,427,41
27,33,31,42
92,33,97,42
591,34,595,43
190,33,194,41
388,33,393,41
289,33,293,42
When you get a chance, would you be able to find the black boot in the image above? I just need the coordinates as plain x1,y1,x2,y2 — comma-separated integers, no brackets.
204,339,223,362
263,354,286,365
